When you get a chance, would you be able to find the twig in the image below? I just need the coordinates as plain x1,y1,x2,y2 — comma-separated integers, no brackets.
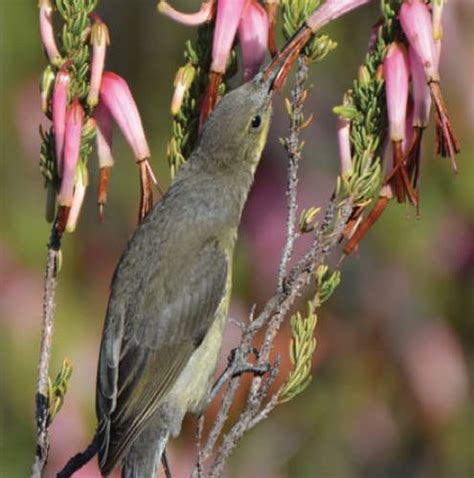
30,227,61,478
277,56,309,291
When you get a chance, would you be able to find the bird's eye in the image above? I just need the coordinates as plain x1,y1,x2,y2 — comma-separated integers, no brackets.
250,115,262,132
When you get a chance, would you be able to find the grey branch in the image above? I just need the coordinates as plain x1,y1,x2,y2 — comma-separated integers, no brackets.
192,56,354,477
30,232,61,478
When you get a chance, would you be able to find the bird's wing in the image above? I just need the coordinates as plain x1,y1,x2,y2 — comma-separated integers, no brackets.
96,237,228,474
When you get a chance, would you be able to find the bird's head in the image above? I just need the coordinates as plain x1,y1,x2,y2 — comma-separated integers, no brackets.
196,44,300,176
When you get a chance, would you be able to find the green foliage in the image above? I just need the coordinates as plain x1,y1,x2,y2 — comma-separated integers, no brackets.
281,0,337,63
166,24,237,178
314,265,341,307
334,0,402,206
279,302,318,403
299,206,320,233
47,358,73,426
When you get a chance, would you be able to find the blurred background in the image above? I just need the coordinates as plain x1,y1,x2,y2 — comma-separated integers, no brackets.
1,1,473,477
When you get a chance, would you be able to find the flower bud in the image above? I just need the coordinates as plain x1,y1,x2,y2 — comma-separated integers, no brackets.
99,71,150,161
239,0,269,82
38,0,62,66
432,0,444,41
337,116,352,177
212,0,247,74
40,65,55,113
87,15,110,107
384,42,410,142
66,167,88,233
171,64,196,115
157,0,213,26
52,67,71,176
399,0,439,82
58,99,84,207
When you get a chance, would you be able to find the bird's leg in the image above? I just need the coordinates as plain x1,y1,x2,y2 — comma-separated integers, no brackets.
207,348,270,404
161,450,172,478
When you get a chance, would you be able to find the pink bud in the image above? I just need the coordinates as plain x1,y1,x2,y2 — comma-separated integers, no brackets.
157,0,214,26
171,64,195,115
212,0,247,74
432,0,444,41
306,0,372,32
52,68,71,176
384,42,410,142
409,45,431,128
58,99,84,207
66,168,88,233
99,71,150,161
94,102,114,168
87,16,110,107
399,0,439,82
337,116,352,176
39,0,62,65
238,0,269,82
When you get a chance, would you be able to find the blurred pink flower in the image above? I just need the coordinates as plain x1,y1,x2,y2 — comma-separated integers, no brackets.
348,399,399,466
401,322,469,427
52,68,71,176
38,0,62,66
58,99,84,207
99,71,151,161
238,0,269,82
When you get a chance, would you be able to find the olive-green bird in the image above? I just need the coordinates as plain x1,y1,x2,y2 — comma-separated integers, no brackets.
95,57,291,477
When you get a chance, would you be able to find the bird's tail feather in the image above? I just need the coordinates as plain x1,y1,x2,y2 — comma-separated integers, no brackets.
121,427,169,478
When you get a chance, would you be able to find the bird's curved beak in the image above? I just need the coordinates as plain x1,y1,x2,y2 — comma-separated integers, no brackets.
262,24,313,92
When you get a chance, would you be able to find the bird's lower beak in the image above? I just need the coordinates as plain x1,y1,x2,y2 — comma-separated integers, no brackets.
262,24,314,92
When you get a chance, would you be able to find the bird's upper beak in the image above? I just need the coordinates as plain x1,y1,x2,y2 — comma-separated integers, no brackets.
261,24,314,93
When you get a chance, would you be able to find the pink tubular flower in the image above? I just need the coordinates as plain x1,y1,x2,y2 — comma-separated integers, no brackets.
87,15,110,107
409,45,431,129
58,99,84,207
337,116,352,177
65,167,88,233
306,0,373,32
239,0,269,82
39,0,62,66
399,0,438,82
94,102,114,169
212,0,247,74
400,0,459,167
52,67,71,176
157,0,214,26
384,42,410,142
383,42,417,205
99,71,150,161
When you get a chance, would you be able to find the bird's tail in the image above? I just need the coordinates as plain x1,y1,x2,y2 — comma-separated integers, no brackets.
121,426,169,478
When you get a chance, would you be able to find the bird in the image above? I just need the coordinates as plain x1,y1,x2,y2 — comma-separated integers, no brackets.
94,51,295,477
